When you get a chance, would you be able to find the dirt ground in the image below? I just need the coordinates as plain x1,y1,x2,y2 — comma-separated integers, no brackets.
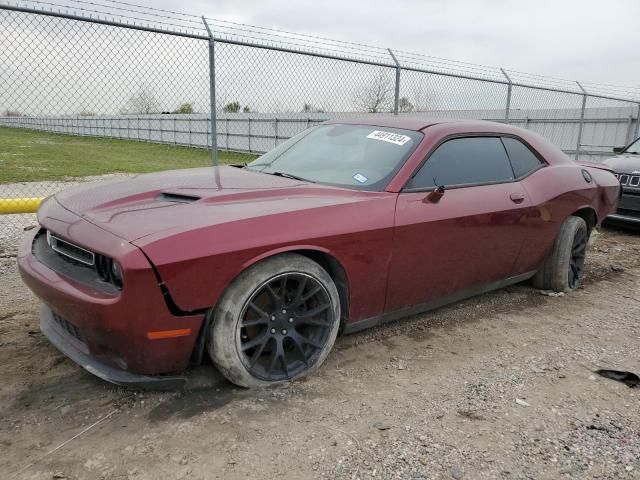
1,226,640,480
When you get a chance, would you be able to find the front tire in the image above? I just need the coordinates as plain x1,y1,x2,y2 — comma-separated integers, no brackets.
208,253,341,388
532,216,588,292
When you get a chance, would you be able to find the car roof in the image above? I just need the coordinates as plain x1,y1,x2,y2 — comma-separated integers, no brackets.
322,116,571,166
322,116,516,133
323,116,443,131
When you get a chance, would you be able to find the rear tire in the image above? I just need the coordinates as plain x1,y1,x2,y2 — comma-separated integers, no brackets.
532,216,588,292
208,253,341,388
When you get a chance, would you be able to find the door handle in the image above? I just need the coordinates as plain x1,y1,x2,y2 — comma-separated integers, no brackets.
509,192,525,204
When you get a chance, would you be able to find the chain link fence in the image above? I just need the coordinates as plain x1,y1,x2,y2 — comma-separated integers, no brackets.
1,0,640,247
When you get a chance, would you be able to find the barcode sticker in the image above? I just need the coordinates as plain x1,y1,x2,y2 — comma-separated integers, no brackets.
366,130,411,146
352,173,368,184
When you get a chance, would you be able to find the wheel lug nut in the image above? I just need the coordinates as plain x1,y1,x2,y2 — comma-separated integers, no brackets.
281,329,287,335
281,309,287,314
270,315,276,321
288,318,294,323
270,328,276,334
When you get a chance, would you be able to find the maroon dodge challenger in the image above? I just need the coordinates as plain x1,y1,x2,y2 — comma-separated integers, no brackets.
18,118,619,388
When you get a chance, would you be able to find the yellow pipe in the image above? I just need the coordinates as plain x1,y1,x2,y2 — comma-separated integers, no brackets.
0,197,44,214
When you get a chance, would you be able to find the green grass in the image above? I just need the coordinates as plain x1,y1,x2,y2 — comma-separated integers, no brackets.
0,126,257,183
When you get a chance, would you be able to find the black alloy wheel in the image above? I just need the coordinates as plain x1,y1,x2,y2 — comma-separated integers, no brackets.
238,273,335,381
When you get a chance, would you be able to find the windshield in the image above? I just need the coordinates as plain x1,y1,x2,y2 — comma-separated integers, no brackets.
625,138,640,155
246,124,423,190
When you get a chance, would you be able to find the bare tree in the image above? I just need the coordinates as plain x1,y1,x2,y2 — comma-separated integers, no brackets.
223,101,241,113
302,103,325,113
398,97,414,113
125,86,160,114
173,102,194,114
409,84,429,112
354,69,393,113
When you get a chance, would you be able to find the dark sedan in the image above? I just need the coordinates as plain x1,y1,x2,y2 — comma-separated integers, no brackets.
603,137,640,225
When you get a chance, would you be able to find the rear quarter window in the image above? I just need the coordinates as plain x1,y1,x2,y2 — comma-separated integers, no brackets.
502,137,544,178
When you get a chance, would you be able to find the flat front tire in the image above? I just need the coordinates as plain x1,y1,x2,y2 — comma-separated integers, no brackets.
532,216,588,292
208,253,341,388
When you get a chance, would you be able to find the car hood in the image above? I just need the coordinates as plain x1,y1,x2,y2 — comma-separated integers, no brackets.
53,166,364,242
602,155,640,174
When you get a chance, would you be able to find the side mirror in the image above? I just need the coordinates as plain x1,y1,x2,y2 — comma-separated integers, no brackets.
613,146,626,154
424,185,446,203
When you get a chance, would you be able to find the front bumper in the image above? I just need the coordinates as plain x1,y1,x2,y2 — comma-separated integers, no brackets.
606,187,640,225
606,213,640,225
17,200,205,385
40,305,186,389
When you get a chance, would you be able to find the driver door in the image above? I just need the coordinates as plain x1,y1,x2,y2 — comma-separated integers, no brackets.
385,136,532,312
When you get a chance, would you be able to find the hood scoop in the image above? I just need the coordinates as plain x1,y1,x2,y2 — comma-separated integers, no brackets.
157,192,201,204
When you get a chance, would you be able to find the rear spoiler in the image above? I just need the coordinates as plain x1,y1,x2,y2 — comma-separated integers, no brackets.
575,160,614,173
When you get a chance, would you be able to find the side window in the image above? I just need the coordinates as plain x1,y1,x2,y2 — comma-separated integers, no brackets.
501,137,544,178
406,137,514,189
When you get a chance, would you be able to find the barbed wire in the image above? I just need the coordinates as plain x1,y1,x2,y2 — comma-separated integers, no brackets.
205,21,391,61
2,0,639,101
99,0,200,19
209,31,393,64
393,53,505,82
63,0,202,26
74,0,393,56
8,0,205,34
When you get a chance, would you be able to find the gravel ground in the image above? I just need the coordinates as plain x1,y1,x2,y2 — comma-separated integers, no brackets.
1,226,639,480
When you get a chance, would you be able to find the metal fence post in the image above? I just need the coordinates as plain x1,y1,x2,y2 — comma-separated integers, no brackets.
202,16,218,166
274,118,279,148
575,81,587,161
500,68,512,122
625,114,633,145
388,48,400,115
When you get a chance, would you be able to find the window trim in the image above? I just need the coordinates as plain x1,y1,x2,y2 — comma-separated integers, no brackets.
500,134,547,180
401,132,548,193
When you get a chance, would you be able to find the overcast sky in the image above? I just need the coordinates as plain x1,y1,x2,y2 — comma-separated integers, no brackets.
4,0,640,116
157,0,639,90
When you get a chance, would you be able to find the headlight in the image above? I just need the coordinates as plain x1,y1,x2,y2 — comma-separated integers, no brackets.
110,260,123,289
96,255,123,290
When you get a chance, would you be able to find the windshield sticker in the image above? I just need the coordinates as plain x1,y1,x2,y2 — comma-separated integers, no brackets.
353,173,368,184
366,130,411,146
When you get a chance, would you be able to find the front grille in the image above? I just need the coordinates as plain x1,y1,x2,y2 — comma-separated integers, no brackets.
613,173,640,188
611,172,640,216
32,229,121,295
46,231,95,266
52,311,83,342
